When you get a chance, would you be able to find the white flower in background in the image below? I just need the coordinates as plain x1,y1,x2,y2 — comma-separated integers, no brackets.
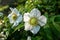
0,38,4,40
24,8,47,34
0,32,6,40
8,8,22,27
27,36,31,40
0,20,4,26
0,12,3,17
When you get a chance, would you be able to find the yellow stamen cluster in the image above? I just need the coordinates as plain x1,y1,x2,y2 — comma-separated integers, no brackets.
29,17,38,26
12,13,17,20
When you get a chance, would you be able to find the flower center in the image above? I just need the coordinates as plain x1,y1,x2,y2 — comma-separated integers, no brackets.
12,13,17,20
29,17,38,26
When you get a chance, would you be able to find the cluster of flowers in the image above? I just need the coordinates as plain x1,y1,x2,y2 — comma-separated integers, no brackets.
0,8,47,40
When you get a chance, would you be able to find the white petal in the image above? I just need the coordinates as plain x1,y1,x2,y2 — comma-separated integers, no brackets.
30,25,40,34
30,8,41,17
27,36,31,40
12,22,18,28
16,15,22,23
8,13,14,23
12,15,22,27
9,18,14,23
10,7,14,11
38,15,47,26
11,8,20,16
24,22,33,31
8,13,12,18
24,13,30,22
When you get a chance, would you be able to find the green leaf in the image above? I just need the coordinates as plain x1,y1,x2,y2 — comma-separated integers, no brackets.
43,24,53,40
4,16,12,28
25,0,36,12
54,15,60,25
32,36,42,40
51,15,60,32
49,21,60,40
17,0,26,3
0,5,9,11
13,22,24,33
17,5,25,14
50,15,60,32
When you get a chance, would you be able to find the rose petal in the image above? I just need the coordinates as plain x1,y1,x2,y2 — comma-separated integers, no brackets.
38,15,47,26
16,15,22,23
30,25,40,34
10,7,14,11
24,13,30,22
30,8,41,17
24,22,33,31
10,8,20,16
12,15,22,27
8,13,14,23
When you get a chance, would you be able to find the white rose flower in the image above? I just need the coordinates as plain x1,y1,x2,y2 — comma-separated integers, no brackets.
24,8,47,34
8,8,22,28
